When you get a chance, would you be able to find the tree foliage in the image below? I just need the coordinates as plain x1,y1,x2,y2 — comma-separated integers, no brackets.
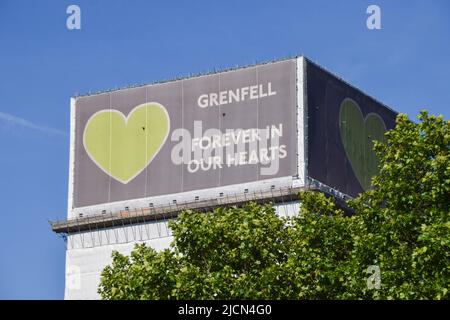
98,111,449,300
348,111,450,299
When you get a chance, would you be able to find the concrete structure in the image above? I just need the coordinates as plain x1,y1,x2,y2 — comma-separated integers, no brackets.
51,56,397,299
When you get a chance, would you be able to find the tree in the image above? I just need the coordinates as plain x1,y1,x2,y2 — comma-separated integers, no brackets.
98,111,449,300
99,203,289,299
98,195,355,300
348,111,450,299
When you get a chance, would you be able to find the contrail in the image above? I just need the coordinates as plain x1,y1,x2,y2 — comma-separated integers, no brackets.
0,111,66,136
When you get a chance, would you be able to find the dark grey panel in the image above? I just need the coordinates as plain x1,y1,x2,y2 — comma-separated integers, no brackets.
257,60,297,180
74,93,111,207
182,73,221,192
306,60,397,197
219,66,259,186
145,81,183,197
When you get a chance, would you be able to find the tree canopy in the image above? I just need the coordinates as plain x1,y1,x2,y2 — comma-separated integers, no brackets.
98,111,449,300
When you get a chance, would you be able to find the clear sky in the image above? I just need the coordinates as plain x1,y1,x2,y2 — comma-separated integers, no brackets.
0,0,449,299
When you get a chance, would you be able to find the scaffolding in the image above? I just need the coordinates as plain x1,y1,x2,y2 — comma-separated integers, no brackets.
50,178,352,250
51,185,311,235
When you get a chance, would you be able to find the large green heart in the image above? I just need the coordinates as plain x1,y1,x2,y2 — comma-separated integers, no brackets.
83,102,170,184
339,99,386,191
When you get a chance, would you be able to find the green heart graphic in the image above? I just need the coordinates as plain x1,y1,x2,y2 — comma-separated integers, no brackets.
83,102,170,184
339,98,386,191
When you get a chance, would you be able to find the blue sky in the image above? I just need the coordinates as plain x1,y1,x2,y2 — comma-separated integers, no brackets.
0,0,449,299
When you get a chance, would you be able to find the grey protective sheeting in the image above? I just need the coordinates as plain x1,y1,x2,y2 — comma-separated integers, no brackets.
306,60,397,197
73,60,297,208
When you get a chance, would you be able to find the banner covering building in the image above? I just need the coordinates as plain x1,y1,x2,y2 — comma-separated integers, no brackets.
53,56,397,299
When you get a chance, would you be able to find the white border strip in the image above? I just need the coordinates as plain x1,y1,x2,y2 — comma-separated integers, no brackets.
296,57,306,185
67,97,76,217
